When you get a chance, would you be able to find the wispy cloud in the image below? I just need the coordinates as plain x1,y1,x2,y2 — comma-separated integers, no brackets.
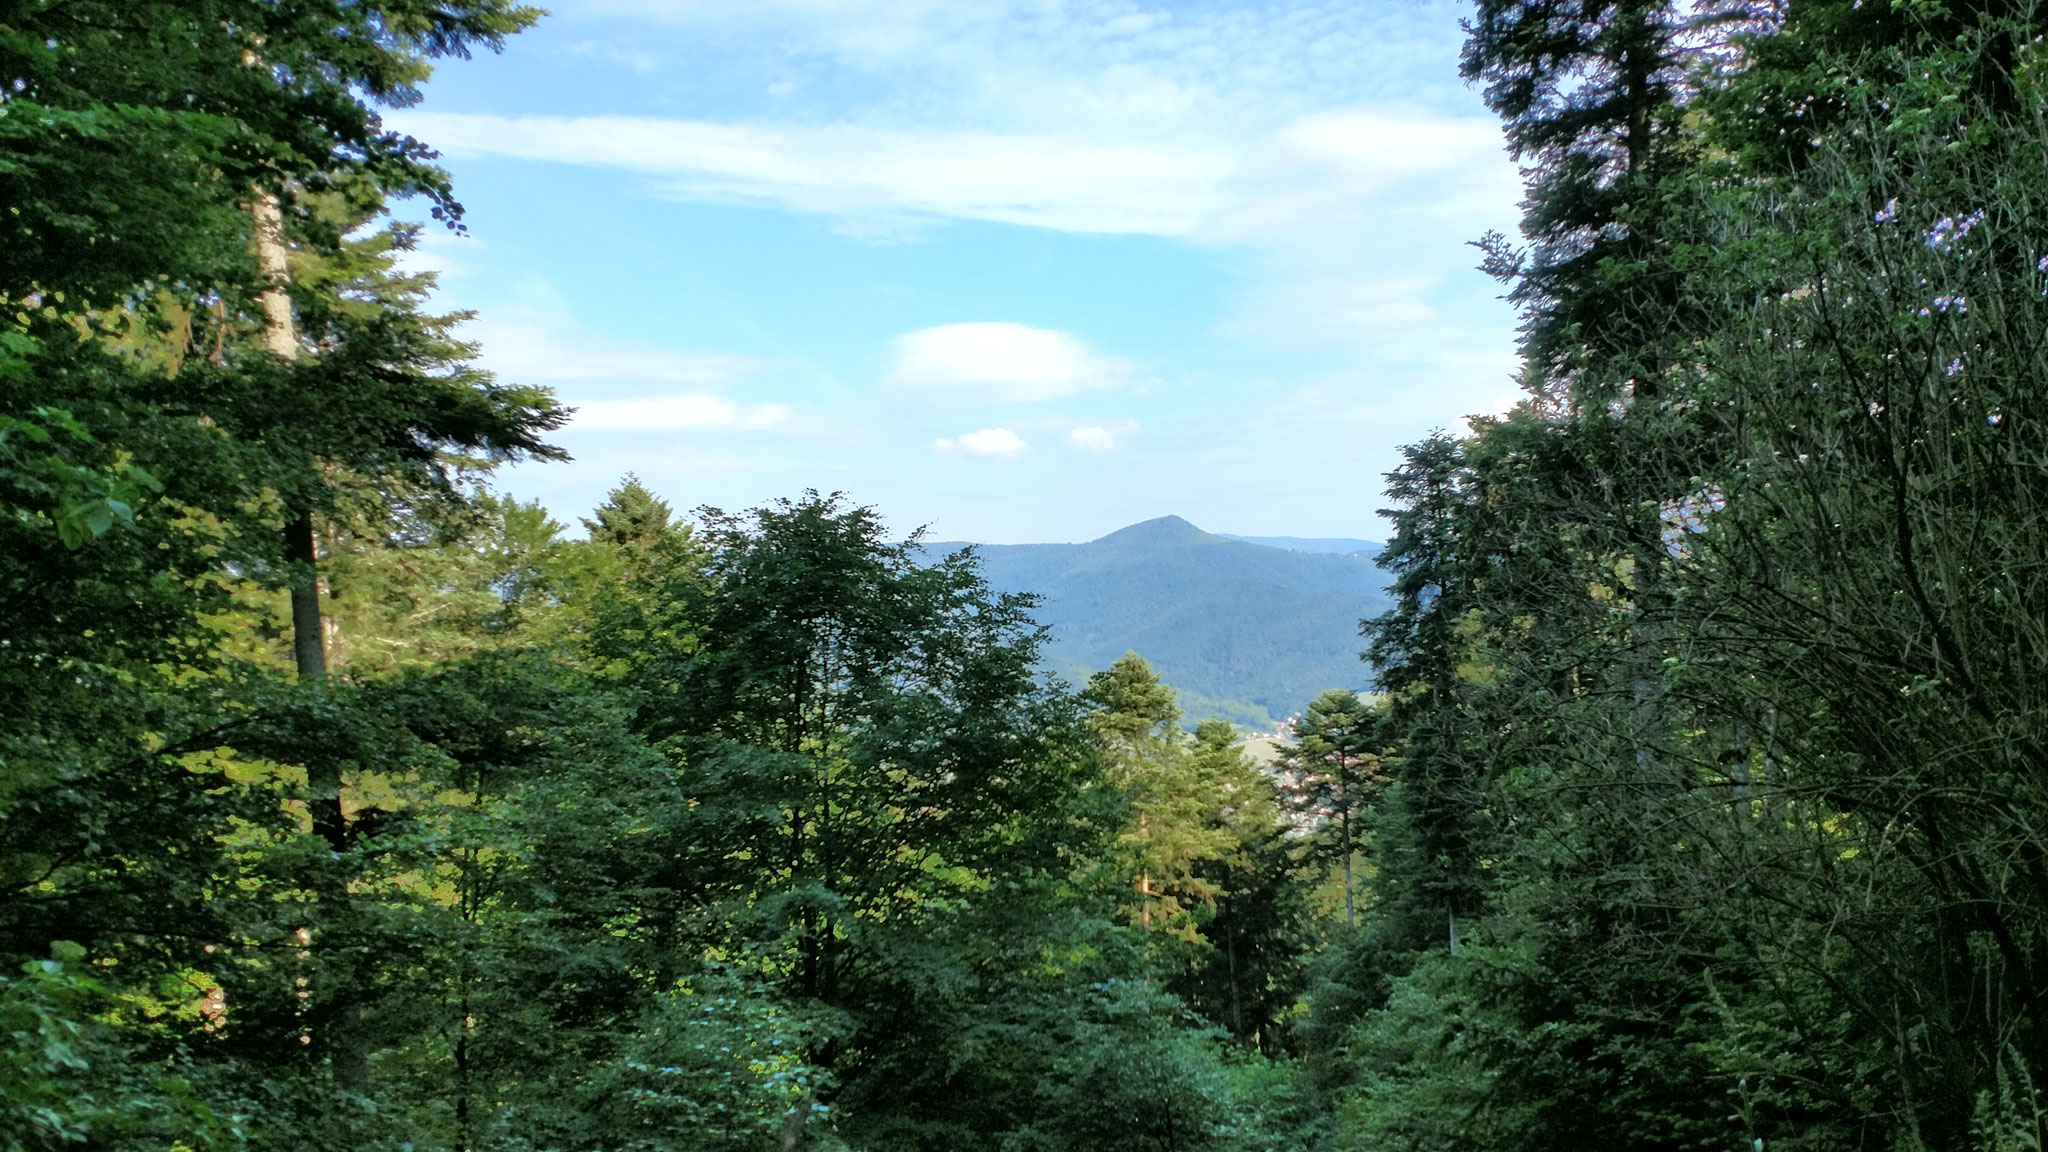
564,39,662,73
399,113,1231,236
1202,109,1521,354
465,306,759,387
456,305,800,435
398,107,1508,245
426,0,1524,539
886,323,1133,405
400,0,1517,360
1069,421,1136,452
393,96,1517,355
934,427,1028,458
563,0,1474,117
573,396,792,431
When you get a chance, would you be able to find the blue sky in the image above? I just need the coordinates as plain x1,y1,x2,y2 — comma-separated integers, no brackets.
392,0,1523,543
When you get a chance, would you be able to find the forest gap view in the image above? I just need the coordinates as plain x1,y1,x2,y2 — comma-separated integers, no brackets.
5,1,2048,1150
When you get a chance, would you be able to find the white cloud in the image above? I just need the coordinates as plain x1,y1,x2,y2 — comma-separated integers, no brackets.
934,427,1028,458
1199,108,1522,354
416,0,1525,510
1228,274,1448,352
1068,422,1135,452
887,323,1132,404
466,306,759,387
565,40,662,73
392,99,1517,354
1201,110,1515,252
393,108,1512,247
450,304,799,434
376,0,1548,551
394,0,1519,356
572,395,792,431
398,113,1231,236
564,0,1473,118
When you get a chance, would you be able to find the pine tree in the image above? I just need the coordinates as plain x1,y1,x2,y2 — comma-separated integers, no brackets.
1174,718,1322,1053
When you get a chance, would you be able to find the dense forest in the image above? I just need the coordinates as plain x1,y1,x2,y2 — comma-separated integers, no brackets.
4,1,2047,1150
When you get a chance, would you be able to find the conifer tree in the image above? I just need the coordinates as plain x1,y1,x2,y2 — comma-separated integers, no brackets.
582,473,680,550
1083,653,1247,939
1175,719,1322,1053
1279,689,1383,926
1463,0,1713,395
1362,435,1491,954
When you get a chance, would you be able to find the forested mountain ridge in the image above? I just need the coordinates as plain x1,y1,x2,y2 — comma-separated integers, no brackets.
920,516,1390,727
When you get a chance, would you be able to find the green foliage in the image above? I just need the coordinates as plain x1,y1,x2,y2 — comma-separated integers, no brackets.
1302,5,2048,1152
581,474,683,551
1173,721,1325,1056
0,402,162,548
559,975,841,1152
1274,689,1385,928
0,947,241,1152
1086,655,1237,940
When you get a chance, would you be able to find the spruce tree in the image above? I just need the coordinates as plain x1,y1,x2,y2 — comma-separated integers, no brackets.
582,473,679,549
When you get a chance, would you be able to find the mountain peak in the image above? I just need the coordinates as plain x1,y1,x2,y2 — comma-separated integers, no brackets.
1092,515,1221,548
948,518,1391,728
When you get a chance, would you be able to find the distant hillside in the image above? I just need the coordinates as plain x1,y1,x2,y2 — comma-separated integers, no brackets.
1218,534,1379,555
921,517,1391,728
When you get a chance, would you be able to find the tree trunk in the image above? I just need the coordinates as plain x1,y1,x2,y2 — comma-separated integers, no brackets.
1138,808,1153,929
256,191,368,1094
1226,924,1243,1039
251,193,298,362
1339,764,1354,926
255,193,328,694
780,1093,813,1152
285,514,327,682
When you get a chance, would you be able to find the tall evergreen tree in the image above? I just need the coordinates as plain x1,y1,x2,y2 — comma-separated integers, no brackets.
1462,0,1716,396
1083,653,1246,939
1173,719,1324,1055
1362,434,1490,952
1279,689,1384,926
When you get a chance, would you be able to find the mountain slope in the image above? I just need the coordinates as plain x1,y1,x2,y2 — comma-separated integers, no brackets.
923,516,1391,728
1218,534,1379,555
